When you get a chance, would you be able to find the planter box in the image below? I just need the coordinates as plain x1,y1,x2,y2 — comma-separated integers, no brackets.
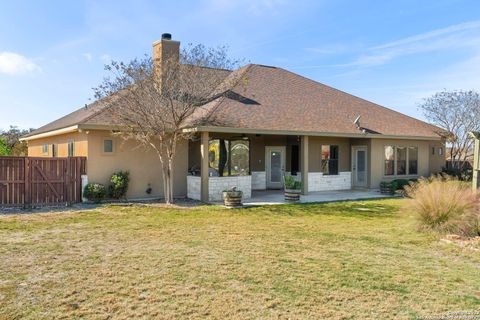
223,191,243,208
284,189,301,202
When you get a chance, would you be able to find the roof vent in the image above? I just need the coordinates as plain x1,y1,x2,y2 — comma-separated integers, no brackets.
161,33,172,40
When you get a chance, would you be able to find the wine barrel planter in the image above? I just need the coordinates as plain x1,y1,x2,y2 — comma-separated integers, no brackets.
284,189,301,202
223,190,243,208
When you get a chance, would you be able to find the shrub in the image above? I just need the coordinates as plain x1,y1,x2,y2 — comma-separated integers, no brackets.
284,175,301,190
380,179,418,195
108,171,130,199
442,168,472,181
405,176,480,237
83,183,107,203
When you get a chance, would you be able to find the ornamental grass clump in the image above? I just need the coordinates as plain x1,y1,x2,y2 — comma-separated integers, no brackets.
405,176,480,237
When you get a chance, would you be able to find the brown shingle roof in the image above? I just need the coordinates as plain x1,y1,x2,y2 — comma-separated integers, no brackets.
25,63,442,140
22,100,107,137
23,65,232,138
199,64,442,138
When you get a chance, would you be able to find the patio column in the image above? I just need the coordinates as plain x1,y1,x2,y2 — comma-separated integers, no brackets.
200,131,209,202
300,135,309,195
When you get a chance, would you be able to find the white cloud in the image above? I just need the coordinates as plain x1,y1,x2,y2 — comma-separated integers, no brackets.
82,53,93,62
372,20,480,50
346,20,480,67
0,52,41,75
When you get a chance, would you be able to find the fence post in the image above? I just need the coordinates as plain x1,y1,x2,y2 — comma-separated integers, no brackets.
65,157,70,205
81,174,88,202
469,132,480,191
24,157,30,208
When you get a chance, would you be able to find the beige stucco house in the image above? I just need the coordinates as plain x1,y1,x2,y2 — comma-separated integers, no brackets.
22,34,446,202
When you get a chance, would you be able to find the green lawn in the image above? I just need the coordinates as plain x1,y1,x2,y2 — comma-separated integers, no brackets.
0,200,479,319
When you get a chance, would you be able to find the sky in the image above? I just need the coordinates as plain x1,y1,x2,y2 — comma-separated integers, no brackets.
0,0,480,130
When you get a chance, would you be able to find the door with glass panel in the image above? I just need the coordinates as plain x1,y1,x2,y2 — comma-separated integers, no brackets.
352,146,368,188
265,146,286,189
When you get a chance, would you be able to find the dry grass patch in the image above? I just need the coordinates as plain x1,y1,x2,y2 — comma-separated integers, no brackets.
406,176,480,236
0,200,479,319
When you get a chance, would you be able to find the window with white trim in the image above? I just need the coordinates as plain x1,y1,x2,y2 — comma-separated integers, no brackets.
384,146,418,176
42,144,48,154
408,147,418,175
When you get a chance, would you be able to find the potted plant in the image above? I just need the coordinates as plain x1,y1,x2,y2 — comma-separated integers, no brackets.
284,175,302,202
222,187,243,208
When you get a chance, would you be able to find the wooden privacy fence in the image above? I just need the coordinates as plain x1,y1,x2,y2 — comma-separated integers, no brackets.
0,157,86,207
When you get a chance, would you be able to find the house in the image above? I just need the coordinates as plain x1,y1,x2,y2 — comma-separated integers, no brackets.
22,34,446,202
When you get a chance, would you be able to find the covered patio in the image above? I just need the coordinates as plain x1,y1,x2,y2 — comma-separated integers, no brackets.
186,130,370,203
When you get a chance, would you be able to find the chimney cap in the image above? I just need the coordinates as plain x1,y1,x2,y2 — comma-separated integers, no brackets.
161,33,172,40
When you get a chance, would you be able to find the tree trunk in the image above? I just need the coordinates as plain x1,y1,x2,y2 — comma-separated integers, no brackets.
163,161,172,204
168,157,174,204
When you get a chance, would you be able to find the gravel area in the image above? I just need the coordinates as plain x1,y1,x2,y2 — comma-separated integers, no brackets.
0,198,204,215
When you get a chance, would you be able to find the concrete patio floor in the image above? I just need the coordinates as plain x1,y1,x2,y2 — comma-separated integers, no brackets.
239,189,395,206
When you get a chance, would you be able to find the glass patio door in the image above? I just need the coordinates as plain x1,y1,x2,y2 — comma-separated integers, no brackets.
352,146,368,188
265,146,286,189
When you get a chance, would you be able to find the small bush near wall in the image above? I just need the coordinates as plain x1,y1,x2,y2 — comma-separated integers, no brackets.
108,171,130,199
380,179,418,195
284,175,301,190
84,183,107,203
405,176,480,237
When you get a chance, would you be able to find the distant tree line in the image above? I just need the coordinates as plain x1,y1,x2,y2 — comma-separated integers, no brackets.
418,89,480,173
0,126,35,156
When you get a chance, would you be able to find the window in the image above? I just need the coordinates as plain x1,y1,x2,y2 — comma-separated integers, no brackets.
432,147,435,155
396,147,407,175
438,147,443,156
208,139,249,176
68,141,74,157
384,146,395,175
384,145,419,176
52,144,57,157
321,145,339,175
409,147,418,175
42,144,48,154
103,139,113,153
230,140,250,176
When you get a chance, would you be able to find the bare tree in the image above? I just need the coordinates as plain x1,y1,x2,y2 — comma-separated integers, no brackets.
418,90,480,170
94,44,242,203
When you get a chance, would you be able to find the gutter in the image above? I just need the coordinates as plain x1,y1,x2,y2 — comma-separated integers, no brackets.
20,124,442,142
183,126,442,141
20,125,80,141
20,124,123,141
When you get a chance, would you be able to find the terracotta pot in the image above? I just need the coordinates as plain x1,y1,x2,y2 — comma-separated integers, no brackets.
223,191,243,207
284,189,301,202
